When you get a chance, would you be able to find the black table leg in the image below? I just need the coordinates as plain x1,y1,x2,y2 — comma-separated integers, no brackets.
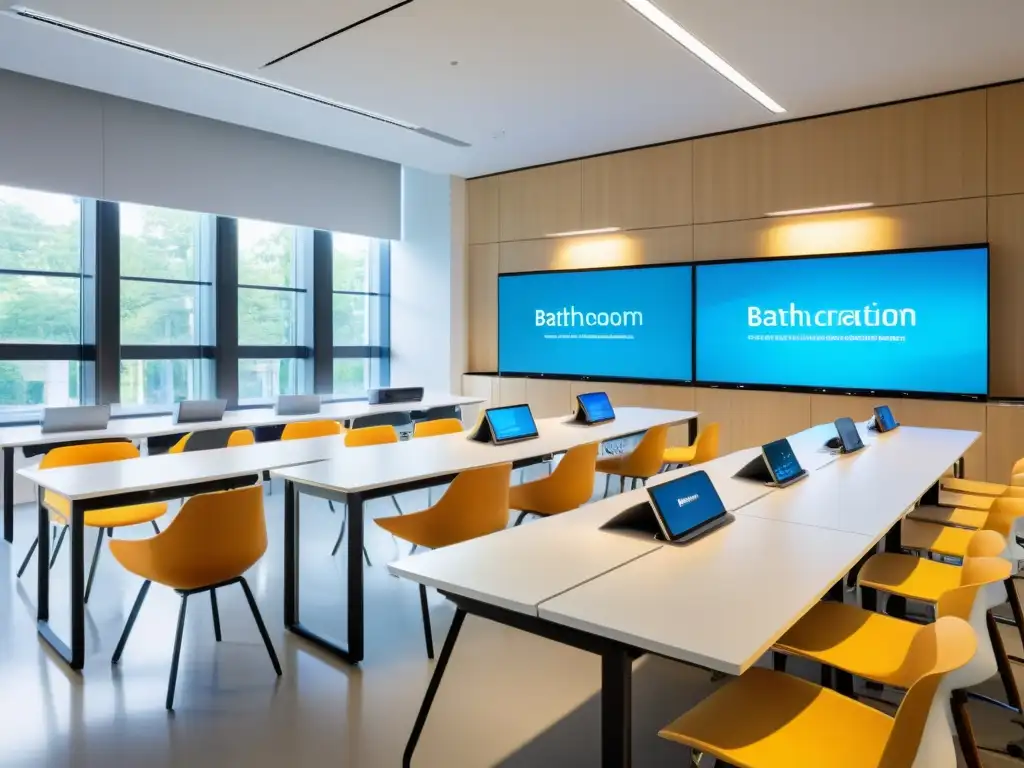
4,446,13,543
347,492,365,662
883,518,907,619
602,649,632,767
688,417,699,446
36,494,86,670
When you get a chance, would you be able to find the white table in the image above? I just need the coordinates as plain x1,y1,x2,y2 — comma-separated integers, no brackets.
390,422,979,768
269,407,699,666
2,393,481,543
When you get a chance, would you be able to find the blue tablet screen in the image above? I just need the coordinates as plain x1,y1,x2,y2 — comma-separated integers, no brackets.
578,392,614,423
647,471,726,539
487,405,538,442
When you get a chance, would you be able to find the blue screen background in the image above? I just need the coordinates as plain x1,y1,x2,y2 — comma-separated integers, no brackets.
763,439,803,482
695,248,988,395
487,406,537,441
648,471,725,538
498,266,693,381
578,392,614,422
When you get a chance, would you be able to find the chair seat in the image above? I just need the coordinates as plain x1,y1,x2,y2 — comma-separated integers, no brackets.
858,552,961,601
775,601,921,688
507,482,561,517
907,505,987,530
659,667,892,768
45,492,167,528
663,445,697,465
110,538,244,591
941,477,1007,497
900,518,973,558
595,455,630,475
938,491,995,512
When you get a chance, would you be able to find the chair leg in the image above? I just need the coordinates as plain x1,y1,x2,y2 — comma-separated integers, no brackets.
391,497,404,515
987,608,1023,711
363,544,372,567
951,689,983,768
331,505,348,556
210,589,222,642
239,577,282,676
50,525,68,568
514,511,531,526
1006,578,1024,653
328,500,335,514
112,580,151,663
84,527,106,604
151,521,160,535
604,475,611,498
16,536,39,579
419,584,434,660
167,594,189,710
619,476,625,494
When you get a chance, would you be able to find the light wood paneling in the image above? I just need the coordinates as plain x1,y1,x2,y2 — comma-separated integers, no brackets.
809,395,879,426
582,143,693,230
693,198,987,262
988,83,1024,196
498,162,582,241
467,176,500,244
568,382,695,446
499,226,692,273
525,378,573,418
460,374,498,425
497,376,527,406
989,195,1024,397
986,403,1024,482
693,91,986,224
467,244,498,372
694,389,811,456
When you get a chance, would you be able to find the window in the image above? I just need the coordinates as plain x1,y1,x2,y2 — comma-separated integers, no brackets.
0,185,83,412
332,232,389,397
239,358,296,400
119,203,213,406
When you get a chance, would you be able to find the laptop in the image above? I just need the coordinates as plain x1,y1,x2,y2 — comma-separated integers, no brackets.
834,416,865,454
646,470,733,544
735,437,808,488
276,395,321,416
873,405,900,433
40,405,111,434
173,399,227,425
484,404,539,445
575,392,615,425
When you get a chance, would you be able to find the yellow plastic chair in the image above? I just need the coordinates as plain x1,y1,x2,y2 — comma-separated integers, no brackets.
330,425,403,563
281,419,343,440
659,616,977,768
910,495,1024,533
662,422,720,468
109,484,281,710
596,424,670,495
377,463,512,658
899,499,1024,560
168,428,255,453
413,418,463,438
16,442,167,603
941,457,1024,497
508,442,598,526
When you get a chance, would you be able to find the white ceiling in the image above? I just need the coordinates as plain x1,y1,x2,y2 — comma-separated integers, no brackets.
1,0,1023,177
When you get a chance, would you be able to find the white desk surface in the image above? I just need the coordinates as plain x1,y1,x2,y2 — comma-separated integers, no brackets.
537,514,873,675
0,393,482,449
271,407,698,495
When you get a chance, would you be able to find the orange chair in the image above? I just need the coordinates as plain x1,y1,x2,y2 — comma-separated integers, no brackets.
16,442,167,604
663,422,720,468
412,418,463,439
508,443,599,525
596,424,670,495
282,420,344,512
168,428,255,453
377,463,512,658
109,484,280,710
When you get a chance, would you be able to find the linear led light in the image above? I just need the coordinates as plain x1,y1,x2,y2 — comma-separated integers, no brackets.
766,202,875,217
620,0,785,114
8,6,420,130
545,227,622,238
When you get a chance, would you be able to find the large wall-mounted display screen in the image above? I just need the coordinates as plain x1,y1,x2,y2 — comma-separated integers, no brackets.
498,264,693,382
694,246,989,397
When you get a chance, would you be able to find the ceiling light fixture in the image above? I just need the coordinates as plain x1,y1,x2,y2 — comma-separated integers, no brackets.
766,202,875,217
545,227,622,238
620,0,785,114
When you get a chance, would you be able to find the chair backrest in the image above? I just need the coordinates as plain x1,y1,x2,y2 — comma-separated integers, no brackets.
980,499,1024,562
345,424,399,447
169,428,255,453
281,420,343,441
40,440,140,469
878,616,977,768
541,443,600,512
433,463,512,544
413,418,464,439
692,423,720,464
1012,457,1024,477
413,405,462,422
138,484,268,589
350,411,412,430
622,424,671,478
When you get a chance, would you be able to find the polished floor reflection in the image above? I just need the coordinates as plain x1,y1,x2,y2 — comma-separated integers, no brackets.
1,472,1024,766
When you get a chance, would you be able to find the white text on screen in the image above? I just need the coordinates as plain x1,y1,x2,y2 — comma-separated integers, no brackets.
747,303,916,328
535,307,644,327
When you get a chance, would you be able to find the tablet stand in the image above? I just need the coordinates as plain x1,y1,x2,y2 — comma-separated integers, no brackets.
600,501,736,546
466,418,494,444
734,454,773,483
571,408,589,425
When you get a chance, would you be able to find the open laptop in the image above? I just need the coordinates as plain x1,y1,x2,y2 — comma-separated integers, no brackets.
483,404,539,445
873,405,900,433
276,395,321,416
173,399,227,425
575,391,615,425
40,405,111,434
734,437,808,488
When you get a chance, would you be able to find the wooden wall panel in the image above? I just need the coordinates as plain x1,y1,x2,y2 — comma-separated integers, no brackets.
467,244,498,371
582,142,693,230
693,91,986,224
498,162,581,241
497,376,527,406
467,176,500,244
499,226,692,273
694,389,811,455
986,404,1024,482
809,395,879,426
693,198,987,262
568,382,695,446
988,195,1024,397
460,374,498,424
988,83,1024,196
525,378,572,418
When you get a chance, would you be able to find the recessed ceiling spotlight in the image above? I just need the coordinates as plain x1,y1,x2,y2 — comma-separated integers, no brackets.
620,0,785,114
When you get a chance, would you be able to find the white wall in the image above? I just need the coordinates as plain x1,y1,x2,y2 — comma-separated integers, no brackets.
390,167,457,392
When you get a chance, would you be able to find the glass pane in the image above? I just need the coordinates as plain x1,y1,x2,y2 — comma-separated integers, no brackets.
333,359,367,397
0,360,80,407
239,359,296,400
333,293,380,346
0,274,80,343
238,288,297,345
121,280,199,344
119,360,204,406
238,218,295,287
332,233,371,292
119,203,200,281
0,185,81,272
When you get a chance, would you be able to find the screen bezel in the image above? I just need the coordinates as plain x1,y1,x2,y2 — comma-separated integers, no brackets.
577,392,615,425
496,262,694,385
484,404,539,444
761,438,804,485
692,243,990,401
646,470,727,542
